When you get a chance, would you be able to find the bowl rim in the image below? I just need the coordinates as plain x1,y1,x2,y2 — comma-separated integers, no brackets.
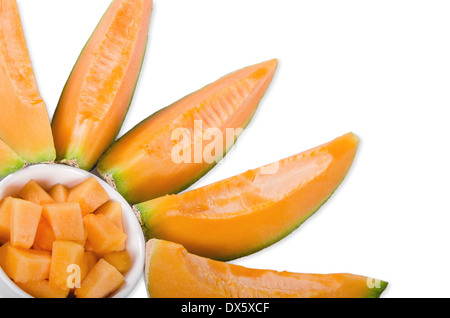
0,163,146,298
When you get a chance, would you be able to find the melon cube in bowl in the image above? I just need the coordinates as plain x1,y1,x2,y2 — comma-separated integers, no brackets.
0,243,51,283
67,178,109,216
17,180,55,205
75,258,124,298
42,203,84,242
9,198,42,249
83,214,127,256
49,241,84,290
47,184,69,203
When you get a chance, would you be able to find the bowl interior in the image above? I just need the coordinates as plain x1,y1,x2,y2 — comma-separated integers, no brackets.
0,163,145,298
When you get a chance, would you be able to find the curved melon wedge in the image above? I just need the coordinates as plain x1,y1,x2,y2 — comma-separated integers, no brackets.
145,239,388,298
0,139,25,178
52,0,153,171
0,0,55,163
135,133,359,261
98,59,278,203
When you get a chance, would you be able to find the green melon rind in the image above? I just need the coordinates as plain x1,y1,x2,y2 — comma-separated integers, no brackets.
366,280,389,298
53,1,151,172
22,147,55,165
0,155,26,179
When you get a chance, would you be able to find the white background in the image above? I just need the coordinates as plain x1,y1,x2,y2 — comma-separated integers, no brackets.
15,0,450,298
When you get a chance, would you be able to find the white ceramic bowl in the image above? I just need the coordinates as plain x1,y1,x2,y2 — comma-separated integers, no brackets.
0,164,145,298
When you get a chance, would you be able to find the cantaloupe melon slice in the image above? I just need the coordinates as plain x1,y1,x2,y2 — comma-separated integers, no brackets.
135,133,359,261
83,214,126,255
17,280,70,298
97,59,278,204
0,242,51,283
67,177,109,216
52,0,153,171
33,220,56,252
42,203,85,242
0,139,25,178
47,184,69,203
145,239,388,298
103,251,130,274
49,241,84,290
0,197,13,244
9,198,42,249
0,0,55,163
18,180,55,205
74,258,124,298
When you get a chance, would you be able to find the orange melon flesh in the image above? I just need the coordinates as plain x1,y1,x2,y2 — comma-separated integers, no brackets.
51,0,153,171
18,180,56,205
0,242,51,283
84,240,95,253
42,203,85,242
95,201,126,251
135,133,359,261
0,197,13,244
146,239,388,298
95,201,124,231
75,258,125,298
0,0,55,163
17,280,70,298
80,251,98,281
48,184,69,203
83,214,127,255
33,220,56,252
76,224,89,247
0,139,25,178
49,241,84,290
9,198,42,249
67,177,110,216
103,251,131,274
98,59,278,204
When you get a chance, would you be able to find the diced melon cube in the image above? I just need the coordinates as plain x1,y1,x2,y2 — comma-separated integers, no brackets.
10,198,42,249
42,203,84,242
0,242,7,264
0,197,13,244
80,251,98,281
33,220,56,251
0,243,51,283
17,280,70,298
18,180,55,205
67,178,109,216
95,200,125,250
95,201,124,231
74,258,124,298
83,214,127,255
84,239,95,253
74,224,88,247
48,184,69,203
49,241,84,290
103,251,131,274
